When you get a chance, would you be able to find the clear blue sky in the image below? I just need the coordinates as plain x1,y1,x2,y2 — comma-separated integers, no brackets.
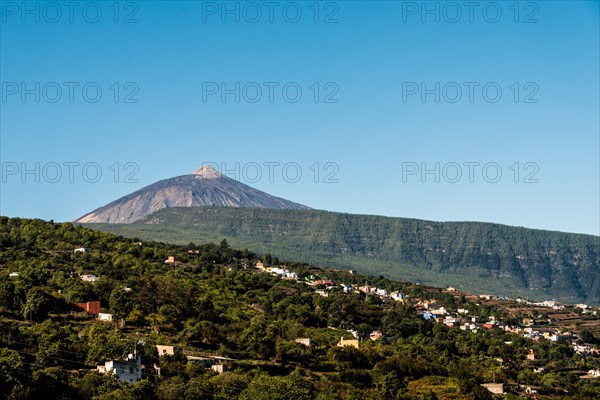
1,1,599,235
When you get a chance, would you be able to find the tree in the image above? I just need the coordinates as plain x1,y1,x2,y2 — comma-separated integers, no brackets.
579,328,599,345
109,287,132,316
84,325,132,365
22,287,53,321
62,278,95,303
0,277,16,309
210,372,249,400
263,254,273,267
76,371,120,399
158,377,187,400
377,370,406,398
240,374,314,400
0,348,27,399
30,367,75,400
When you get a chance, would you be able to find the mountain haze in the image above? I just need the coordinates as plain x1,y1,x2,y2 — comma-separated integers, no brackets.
75,166,311,223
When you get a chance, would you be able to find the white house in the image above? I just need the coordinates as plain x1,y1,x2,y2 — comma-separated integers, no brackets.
295,338,311,347
270,267,287,276
390,291,405,301
211,364,229,374
81,274,100,283
98,313,114,322
97,352,142,384
285,271,299,279
74,247,91,253
341,284,352,293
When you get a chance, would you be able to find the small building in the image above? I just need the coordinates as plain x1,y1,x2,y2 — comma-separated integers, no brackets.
481,383,504,394
482,322,499,330
390,291,405,301
74,247,91,253
526,350,535,361
369,331,383,341
74,300,101,316
315,289,329,297
211,364,229,374
314,279,333,286
186,356,217,367
295,338,311,347
359,285,373,294
156,345,183,357
8,272,19,278
98,313,114,322
542,300,560,308
285,271,299,280
165,256,176,264
97,352,142,384
81,274,100,283
270,267,287,275
525,386,541,394
429,307,447,315
337,337,359,349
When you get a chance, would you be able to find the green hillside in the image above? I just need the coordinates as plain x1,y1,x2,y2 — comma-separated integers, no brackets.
4,217,600,399
85,207,600,305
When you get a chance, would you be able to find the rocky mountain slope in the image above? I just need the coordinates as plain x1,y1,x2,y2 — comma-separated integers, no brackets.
75,166,311,223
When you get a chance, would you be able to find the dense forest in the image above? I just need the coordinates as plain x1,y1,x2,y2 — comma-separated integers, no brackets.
2,217,600,399
86,207,600,304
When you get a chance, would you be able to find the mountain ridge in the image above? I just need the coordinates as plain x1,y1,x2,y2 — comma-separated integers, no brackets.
84,206,600,305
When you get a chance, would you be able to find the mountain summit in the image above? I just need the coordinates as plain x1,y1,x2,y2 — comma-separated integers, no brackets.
75,166,311,223
191,165,225,179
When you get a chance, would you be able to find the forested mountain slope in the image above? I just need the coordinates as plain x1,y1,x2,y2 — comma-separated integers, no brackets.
87,207,600,304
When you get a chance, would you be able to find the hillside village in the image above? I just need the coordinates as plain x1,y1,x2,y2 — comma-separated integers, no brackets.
2,218,600,399
250,259,600,360
69,251,600,394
